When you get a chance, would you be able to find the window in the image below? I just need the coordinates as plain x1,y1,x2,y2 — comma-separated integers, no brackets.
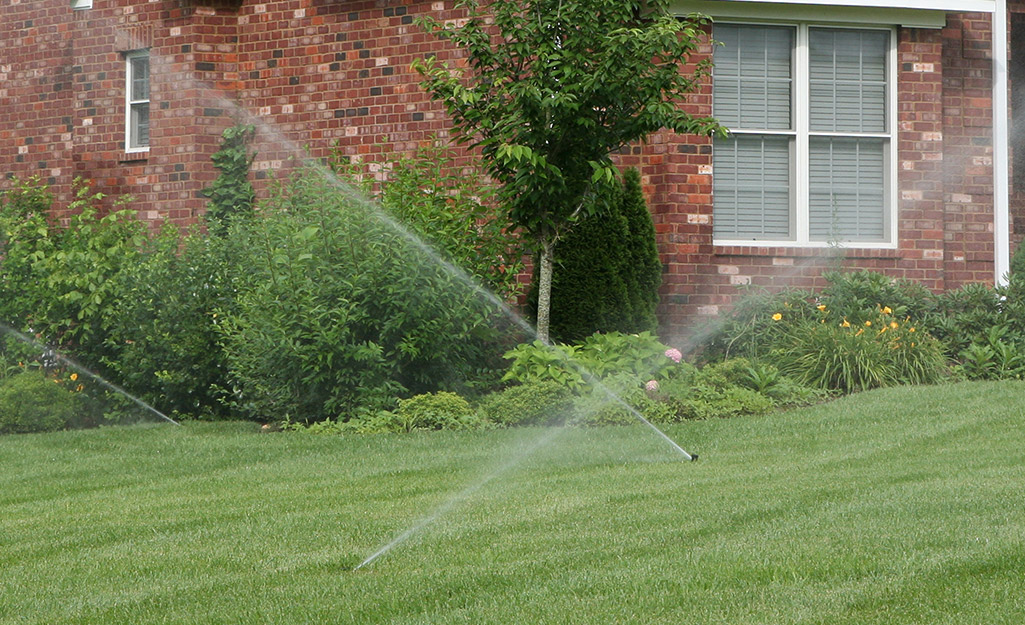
712,23,894,246
125,50,150,153
71,0,93,9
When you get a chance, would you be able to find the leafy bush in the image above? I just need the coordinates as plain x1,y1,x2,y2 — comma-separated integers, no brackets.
101,227,242,419
817,269,933,325
216,162,512,422
527,180,630,343
0,370,80,434
395,391,483,431
369,145,523,301
955,325,1025,380
502,331,678,391
619,169,662,334
0,178,146,356
697,287,817,362
476,380,577,427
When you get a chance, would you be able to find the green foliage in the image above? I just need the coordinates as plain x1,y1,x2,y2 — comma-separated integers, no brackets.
395,391,484,431
619,169,662,333
413,0,721,341
101,226,242,419
529,182,631,343
0,177,147,357
955,326,1025,380
701,270,935,364
201,124,256,234
0,370,80,434
528,169,661,342
216,163,510,422
475,380,576,427
501,331,676,390
777,311,946,394
1010,240,1025,278
369,145,523,300
817,269,933,326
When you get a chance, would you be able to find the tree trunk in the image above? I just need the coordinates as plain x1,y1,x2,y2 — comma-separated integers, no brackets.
535,237,556,345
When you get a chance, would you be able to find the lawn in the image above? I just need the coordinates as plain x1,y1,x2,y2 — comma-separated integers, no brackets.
2,380,1025,624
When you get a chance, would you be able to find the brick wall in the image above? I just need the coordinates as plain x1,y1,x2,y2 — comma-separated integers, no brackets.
0,1,1006,345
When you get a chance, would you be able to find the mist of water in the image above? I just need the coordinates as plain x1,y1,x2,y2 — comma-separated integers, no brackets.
0,322,179,426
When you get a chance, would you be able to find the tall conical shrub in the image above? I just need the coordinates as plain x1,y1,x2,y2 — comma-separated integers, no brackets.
528,183,631,343
527,169,662,343
619,168,662,333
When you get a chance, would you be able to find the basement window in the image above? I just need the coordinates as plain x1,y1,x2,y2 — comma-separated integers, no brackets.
71,0,93,9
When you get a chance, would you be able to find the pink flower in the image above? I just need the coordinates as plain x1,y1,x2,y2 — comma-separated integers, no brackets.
645,380,659,392
664,348,682,363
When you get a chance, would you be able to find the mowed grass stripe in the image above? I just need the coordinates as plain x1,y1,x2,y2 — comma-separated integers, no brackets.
1,381,1024,624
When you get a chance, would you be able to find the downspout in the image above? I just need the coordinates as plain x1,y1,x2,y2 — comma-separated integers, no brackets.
994,0,1011,285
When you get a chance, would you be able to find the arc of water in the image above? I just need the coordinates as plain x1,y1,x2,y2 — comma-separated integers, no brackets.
0,323,179,426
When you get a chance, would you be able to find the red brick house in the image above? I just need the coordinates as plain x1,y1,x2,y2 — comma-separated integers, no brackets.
0,0,1020,342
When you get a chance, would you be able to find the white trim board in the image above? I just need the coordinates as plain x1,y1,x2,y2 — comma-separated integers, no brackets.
674,1,992,28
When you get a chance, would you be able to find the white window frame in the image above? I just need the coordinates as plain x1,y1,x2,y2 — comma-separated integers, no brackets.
712,22,898,249
125,50,150,154
71,0,93,9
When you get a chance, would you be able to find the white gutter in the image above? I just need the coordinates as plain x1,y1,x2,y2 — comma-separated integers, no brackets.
994,0,1011,285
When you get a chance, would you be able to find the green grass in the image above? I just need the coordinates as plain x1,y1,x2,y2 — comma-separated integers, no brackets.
2,381,1025,624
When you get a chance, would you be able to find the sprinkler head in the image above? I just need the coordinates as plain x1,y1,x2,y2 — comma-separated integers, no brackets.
690,454,699,462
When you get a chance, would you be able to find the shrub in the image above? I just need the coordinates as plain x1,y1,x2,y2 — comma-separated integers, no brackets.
619,168,662,334
476,380,577,427
216,162,511,422
817,269,933,325
955,325,1025,380
369,145,523,301
502,332,679,391
101,227,242,419
0,178,146,356
526,169,661,343
697,287,817,362
527,181,631,343
0,370,80,434
395,391,483,431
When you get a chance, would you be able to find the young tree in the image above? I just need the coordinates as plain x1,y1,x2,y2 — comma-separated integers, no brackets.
414,0,722,343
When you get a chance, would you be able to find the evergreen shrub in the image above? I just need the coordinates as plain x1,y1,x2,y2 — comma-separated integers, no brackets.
527,168,661,343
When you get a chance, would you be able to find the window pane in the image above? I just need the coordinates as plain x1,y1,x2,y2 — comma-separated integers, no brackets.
714,25,794,130
809,29,888,133
131,56,150,101
714,135,792,239
809,137,885,241
130,103,150,149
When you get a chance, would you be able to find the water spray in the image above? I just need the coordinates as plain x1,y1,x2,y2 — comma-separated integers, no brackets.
0,323,179,426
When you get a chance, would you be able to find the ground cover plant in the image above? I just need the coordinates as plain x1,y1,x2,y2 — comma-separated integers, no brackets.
2,381,1024,624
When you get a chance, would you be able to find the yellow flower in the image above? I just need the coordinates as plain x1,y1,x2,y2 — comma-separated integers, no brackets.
889,321,899,330
841,319,851,328
865,320,872,327
911,342,916,348
856,329,865,336
817,304,827,312
882,306,892,315
772,313,782,321
75,384,84,393
70,373,78,382
909,327,916,333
